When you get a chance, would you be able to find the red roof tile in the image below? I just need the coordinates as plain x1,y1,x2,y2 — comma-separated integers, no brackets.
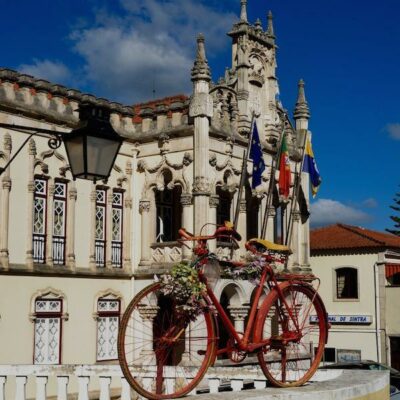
132,94,189,123
310,223,400,253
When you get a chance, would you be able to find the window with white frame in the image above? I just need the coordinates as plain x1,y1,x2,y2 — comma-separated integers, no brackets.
53,181,67,265
111,191,123,268
336,267,358,299
96,298,120,361
33,298,62,364
33,178,48,263
95,188,107,267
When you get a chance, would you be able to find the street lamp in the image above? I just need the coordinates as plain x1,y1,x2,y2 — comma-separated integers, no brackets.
0,103,123,182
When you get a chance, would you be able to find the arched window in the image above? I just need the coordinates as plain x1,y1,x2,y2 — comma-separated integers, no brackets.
33,177,48,263
155,171,182,242
336,267,358,299
96,294,121,361
31,288,68,365
52,180,67,265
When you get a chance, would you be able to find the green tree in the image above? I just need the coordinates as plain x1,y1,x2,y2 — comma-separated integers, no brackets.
386,188,400,236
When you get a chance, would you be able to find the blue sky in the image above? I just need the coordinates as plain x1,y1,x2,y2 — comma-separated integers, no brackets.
1,0,399,232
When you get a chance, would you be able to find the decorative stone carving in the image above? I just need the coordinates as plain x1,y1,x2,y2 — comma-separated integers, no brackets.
139,200,150,214
192,176,210,194
239,200,247,212
180,194,192,206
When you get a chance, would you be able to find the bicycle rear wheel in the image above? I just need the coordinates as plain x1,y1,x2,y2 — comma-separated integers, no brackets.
118,282,216,399
255,281,327,387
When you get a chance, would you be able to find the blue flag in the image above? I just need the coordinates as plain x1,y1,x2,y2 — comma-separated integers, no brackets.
302,134,321,197
250,123,265,189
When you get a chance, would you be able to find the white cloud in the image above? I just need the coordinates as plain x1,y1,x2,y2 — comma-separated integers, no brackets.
70,0,237,103
362,197,378,208
310,198,371,227
385,123,400,140
18,59,71,85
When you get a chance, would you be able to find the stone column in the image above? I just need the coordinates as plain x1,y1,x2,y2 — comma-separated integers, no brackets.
15,376,27,400
89,185,97,270
123,161,133,271
66,182,77,269
0,133,11,269
181,193,193,261
45,179,55,266
138,306,158,359
106,191,113,268
190,34,213,235
237,198,247,257
289,210,301,274
208,195,219,252
139,199,151,266
299,171,312,274
0,376,6,400
56,376,69,400
26,139,36,269
265,206,276,242
35,376,48,400
229,306,249,333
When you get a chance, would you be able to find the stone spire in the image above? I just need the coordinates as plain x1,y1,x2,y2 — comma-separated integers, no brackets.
240,0,248,23
191,33,211,82
294,79,310,121
267,10,275,38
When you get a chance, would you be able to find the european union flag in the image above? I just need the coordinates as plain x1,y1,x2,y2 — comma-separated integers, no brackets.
250,123,265,189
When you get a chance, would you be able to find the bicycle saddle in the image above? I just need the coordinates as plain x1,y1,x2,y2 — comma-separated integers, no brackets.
247,238,292,254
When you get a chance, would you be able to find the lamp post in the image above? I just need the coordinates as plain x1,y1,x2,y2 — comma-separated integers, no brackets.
0,103,123,181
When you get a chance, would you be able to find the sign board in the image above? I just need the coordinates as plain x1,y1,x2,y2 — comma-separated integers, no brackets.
310,315,372,325
337,349,362,362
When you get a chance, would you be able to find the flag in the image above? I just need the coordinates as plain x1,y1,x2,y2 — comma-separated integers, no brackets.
278,134,291,198
249,122,265,189
303,134,322,197
298,184,310,223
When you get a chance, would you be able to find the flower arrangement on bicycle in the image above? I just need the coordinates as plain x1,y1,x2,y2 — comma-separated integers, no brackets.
118,222,329,400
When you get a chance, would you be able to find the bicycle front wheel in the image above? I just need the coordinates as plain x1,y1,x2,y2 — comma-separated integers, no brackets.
255,281,327,387
118,282,216,399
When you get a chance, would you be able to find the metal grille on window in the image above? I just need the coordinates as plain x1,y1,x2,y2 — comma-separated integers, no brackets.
33,178,47,263
111,191,123,268
53,182,67,265
34,299,62,365
97,299,120,361
95,189,106,267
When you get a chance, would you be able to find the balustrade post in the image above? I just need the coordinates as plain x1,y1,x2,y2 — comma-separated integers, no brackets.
237,198,247,258
231,378,243,391
254,379,266,389
77,376,90,400
36,376,48,400
120,377,131,400
208,378,220,394
99,376,112,400
15,376,27,400
56,376,69,400
0,376,6,400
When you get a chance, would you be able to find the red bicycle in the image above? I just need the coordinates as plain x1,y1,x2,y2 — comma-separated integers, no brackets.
118,222,329,399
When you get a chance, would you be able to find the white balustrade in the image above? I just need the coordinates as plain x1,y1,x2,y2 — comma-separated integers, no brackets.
0,363,340,399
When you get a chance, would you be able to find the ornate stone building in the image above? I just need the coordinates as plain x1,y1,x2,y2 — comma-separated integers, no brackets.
0,0,314,391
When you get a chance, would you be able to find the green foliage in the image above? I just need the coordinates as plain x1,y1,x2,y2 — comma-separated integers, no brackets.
160,263,206,321
386,188,400,236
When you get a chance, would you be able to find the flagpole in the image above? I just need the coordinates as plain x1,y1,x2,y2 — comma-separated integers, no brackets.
261,125,285,239
231,114,255,258
284,129,308,247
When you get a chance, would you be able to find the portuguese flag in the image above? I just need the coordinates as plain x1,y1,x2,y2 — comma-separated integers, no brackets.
278,134,291,198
